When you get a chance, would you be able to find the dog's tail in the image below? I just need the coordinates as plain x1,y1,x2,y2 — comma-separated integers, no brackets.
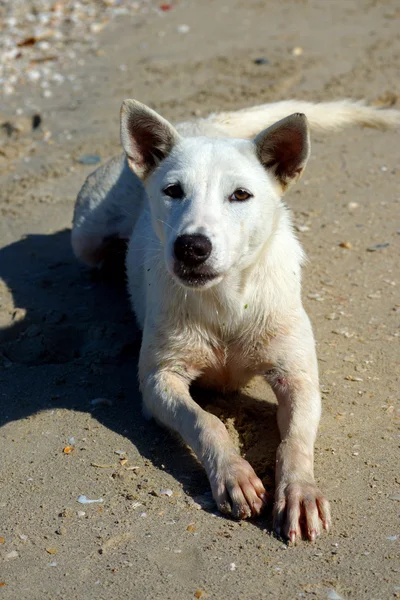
203,99,400,138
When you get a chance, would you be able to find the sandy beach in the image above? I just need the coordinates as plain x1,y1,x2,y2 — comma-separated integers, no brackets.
0,1,399,598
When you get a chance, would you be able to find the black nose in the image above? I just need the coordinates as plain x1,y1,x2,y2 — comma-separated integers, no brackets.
174,234,212,267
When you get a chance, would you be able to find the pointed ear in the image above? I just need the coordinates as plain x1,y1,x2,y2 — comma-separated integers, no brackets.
254,113,310,192
120,99,180,179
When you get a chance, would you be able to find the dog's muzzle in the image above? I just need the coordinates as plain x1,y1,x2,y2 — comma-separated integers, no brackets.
173,234,218,287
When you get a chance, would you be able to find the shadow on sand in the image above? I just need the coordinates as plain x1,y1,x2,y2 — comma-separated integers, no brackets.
0,229,279,527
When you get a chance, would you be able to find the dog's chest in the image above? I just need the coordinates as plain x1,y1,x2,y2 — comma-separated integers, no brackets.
194,336,274,391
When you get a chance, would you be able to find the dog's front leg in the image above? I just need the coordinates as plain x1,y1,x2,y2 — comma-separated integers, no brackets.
139,354,267,519
266,316,331,543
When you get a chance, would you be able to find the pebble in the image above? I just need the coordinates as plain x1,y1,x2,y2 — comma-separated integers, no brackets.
339,241,352,249
254,57,269,65
77,154,101,165
91,397,113,407
5,550,19,560
347,202,360,210
229,562,236,571
292,46,303,56
77,511,86,517
177,24,190,34
367,243,390,251
114,450,127,457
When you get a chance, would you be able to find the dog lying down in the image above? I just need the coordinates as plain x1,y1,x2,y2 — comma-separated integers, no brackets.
72,98,400,543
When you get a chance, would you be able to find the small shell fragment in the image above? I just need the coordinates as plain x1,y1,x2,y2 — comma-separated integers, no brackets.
339,241,352,249
77,495,104,504
159,488,173,497
327,590,344,600
6,551,19,560
46,548,57,554
63,446,74,454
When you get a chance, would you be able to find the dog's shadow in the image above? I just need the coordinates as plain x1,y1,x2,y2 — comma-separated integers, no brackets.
0,230,279,522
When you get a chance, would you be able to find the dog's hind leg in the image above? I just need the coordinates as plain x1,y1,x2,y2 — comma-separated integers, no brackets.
71,154,146,267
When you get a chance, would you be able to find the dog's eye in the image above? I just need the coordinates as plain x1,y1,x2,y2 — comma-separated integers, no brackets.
230,188,252,202
163,183,184,199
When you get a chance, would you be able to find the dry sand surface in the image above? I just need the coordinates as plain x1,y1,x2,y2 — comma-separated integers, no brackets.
0,1,399,598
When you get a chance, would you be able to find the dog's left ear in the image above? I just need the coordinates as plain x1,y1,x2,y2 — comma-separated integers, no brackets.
120,99,181,179
254,113,310,192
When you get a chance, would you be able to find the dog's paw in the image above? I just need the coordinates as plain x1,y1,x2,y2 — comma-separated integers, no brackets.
273,481,331,543
211,456,268,519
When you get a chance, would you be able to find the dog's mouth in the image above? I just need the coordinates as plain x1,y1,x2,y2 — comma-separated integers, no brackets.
173,263,221,289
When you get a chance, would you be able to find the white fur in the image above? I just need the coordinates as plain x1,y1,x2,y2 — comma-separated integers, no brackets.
71,97,399,541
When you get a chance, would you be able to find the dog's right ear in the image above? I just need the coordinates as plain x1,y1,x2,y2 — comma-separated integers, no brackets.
120,99,180,179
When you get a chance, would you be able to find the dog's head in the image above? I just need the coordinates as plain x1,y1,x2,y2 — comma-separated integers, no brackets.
121,99,310,290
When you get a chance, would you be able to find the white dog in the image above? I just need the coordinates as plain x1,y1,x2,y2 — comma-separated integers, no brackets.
72,98,399,542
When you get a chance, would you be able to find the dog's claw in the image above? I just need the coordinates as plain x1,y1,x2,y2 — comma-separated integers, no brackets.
274,481,330,543
308,529,317,542
211,455,267,520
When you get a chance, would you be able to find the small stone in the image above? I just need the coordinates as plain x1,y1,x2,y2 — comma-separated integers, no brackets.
77,154,101,165
339,241,352,249
158,488,173,497
46,548,57,554
254,57,269,65
56,527,66,536
177,24,190,34
367,243,390,252
325,313,339,320
77,511,86,517
91,397,113,407
347,202,359,210
229,562,236,571
292,46,303,56
6,551,19,560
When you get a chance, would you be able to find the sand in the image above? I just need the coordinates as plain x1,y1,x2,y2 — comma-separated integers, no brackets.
0,1,399,598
